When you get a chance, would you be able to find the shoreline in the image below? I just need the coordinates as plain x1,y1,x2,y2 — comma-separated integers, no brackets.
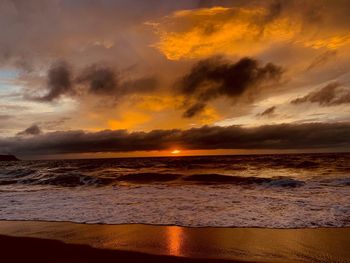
0,221,349,262
2,218,350,229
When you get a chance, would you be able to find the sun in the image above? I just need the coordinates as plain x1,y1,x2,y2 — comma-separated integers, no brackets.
171,149,181,155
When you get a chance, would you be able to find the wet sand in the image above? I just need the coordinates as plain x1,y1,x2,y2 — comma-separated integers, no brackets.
0,221,349,263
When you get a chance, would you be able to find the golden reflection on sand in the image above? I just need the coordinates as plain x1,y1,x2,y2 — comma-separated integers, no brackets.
167,226,184,256
0,222,349,262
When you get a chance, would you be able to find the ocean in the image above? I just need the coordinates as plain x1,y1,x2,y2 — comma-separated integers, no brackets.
0,153,349,228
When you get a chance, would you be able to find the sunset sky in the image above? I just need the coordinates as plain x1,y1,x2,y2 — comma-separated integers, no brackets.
0,0,350,159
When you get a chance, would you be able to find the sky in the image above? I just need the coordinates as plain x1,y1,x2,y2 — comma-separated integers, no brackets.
0,0,350,159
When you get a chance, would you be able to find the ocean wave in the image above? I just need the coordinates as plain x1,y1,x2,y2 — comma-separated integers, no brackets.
320,177,350,187
183,174,305,187
0,170,307,188
117,173,181,183
1,154,349,228
265,177,305,188
0,184,349,228
1,153,349,189
183,173,268,183
37,174,115,187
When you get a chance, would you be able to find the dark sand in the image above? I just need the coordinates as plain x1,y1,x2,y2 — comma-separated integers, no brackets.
0,221,349,263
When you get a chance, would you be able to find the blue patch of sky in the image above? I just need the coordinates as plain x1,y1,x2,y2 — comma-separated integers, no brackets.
0,69,19,79
0,69,22,100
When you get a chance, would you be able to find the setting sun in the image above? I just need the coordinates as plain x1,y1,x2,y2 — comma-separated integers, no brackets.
171,149,181,155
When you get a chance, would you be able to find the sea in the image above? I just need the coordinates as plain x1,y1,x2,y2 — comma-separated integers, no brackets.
0,153,349,228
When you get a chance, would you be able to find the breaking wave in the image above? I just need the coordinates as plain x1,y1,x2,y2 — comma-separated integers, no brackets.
0,169,326,188
0,153,350,228
0,153,348,188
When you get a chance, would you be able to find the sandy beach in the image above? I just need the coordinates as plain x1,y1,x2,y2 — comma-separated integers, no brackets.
0,221,349,263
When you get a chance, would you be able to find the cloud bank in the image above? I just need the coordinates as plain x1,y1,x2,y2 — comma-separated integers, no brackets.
1,122,349,156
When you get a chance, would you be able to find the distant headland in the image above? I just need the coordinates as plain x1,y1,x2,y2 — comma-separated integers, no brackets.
0,155,19,161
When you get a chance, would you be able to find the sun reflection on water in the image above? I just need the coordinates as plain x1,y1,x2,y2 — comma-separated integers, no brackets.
167,226,183,256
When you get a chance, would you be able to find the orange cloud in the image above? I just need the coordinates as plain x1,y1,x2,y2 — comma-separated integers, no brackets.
150,6,350,60
150,6,302,60
87,94,221,132
303,34,350,50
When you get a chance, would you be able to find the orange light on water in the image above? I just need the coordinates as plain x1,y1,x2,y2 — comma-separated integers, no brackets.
167,226,183,256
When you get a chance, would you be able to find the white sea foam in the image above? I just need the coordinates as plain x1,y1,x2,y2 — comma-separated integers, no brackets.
0,184,349,228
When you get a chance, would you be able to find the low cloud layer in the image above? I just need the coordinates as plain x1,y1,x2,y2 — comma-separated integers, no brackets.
291,82,350,106
1,122,349,156
179,57,283,117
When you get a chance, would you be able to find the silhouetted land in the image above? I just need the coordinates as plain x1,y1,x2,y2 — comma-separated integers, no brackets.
0,155,18,161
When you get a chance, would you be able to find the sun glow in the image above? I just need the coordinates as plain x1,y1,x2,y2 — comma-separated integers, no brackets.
171,149,181,155
167,226,183,256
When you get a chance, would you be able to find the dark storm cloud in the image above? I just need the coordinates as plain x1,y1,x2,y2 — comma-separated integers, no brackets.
17,125,42,136
291,82,350,106
35,62,73,102
183,102,206,118
76,66,157,96
179,57,283,117
257,106,276,117
76,65,117,95
1,122,349,156
29,62,158,101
